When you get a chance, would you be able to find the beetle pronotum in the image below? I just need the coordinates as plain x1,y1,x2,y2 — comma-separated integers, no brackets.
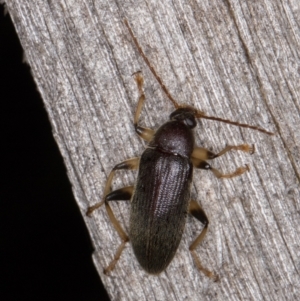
87,20,274,281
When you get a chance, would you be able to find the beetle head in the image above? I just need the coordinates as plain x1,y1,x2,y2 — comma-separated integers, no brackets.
169,107,197,129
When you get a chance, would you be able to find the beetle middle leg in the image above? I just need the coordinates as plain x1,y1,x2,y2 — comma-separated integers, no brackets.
86,157,139,273
189,200,219,281
87,157,139,214
191,144,254,178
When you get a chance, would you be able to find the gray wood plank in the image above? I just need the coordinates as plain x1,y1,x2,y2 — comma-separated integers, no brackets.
6,0,300,300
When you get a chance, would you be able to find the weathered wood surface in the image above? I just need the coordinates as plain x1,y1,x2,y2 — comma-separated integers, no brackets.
6,0,300,300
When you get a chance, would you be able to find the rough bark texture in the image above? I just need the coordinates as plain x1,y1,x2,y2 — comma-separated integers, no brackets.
5,0,300,300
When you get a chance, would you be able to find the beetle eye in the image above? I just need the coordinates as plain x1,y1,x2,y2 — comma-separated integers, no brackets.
183,117,197,128
170,109,197,128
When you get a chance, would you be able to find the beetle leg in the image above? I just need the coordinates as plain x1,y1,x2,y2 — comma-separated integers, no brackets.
86,157,139,274
135,126,154,142
191,144,253,179
133,71,145,126
86,157,139,215
189,200,218,281
192,158,250,179
103,186,134,274
133,71,155,142
192,144,255,161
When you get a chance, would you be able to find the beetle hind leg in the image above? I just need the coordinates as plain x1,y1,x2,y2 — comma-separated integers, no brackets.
86,157,139,273
103,186,134,274
189,200,219,281
104,239,128,275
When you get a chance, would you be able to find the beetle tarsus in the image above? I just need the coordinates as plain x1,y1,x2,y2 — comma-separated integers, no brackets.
104,239,129,275
190,249,219,281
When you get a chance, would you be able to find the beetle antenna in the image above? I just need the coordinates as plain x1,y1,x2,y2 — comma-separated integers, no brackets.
198,114,274,135
124,19,274,136
124,19,180,109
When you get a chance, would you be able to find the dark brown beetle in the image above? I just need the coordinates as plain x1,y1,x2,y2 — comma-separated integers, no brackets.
87,20,274,281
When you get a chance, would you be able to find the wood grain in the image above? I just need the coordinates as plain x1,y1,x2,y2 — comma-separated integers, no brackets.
6,0,300,300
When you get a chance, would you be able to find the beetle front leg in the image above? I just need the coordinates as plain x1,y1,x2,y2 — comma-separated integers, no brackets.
133,71,155,142
191,144,253,178
192,144,254,160
192,158,249,179
188,200,218,281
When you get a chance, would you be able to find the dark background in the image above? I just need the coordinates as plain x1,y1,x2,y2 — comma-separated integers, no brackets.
0,5,110,301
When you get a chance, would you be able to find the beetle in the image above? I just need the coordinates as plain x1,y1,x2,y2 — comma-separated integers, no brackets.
87,20,274,281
